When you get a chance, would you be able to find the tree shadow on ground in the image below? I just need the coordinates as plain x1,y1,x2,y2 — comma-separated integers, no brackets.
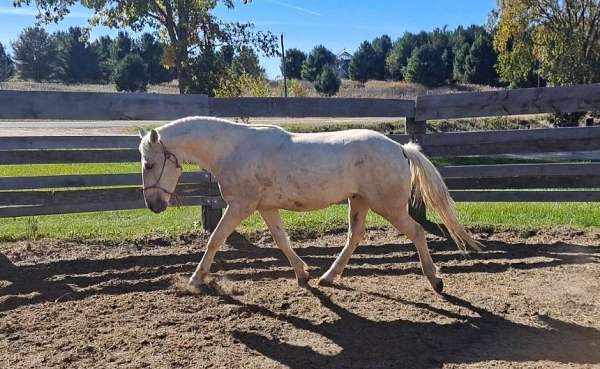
0,233,598,312
226,286,600,369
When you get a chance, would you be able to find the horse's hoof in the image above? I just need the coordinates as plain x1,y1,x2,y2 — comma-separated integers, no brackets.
317,276,336,287
431,279,444,294
188,276,205,289
297,276,310,288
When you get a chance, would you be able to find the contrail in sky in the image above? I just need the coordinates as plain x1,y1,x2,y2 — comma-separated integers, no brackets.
265,0,323,17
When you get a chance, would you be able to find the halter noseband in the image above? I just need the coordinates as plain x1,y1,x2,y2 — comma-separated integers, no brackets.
143,141,182,195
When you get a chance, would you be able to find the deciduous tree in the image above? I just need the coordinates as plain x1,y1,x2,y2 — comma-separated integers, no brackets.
494,0,600,86
14,0,278,94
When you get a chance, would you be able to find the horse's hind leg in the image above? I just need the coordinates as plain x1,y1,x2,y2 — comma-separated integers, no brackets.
383,207,443,294
260,209,310,285
318,196,369,285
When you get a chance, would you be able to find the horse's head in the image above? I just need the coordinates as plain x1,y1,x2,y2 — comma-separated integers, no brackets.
139,128,183,214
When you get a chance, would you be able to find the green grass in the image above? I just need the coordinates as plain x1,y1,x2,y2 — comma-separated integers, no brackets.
2,203,600,242
0,163,200,177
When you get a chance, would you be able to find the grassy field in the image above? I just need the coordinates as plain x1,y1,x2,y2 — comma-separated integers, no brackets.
2,79,494,100
2,202,600,242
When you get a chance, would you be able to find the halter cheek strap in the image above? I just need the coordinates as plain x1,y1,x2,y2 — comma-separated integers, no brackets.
143,141,182,195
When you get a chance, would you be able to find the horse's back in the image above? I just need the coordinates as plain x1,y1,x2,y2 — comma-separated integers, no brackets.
233,127,411,211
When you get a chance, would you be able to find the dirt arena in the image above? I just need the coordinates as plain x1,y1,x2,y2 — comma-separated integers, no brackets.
1,228,599,368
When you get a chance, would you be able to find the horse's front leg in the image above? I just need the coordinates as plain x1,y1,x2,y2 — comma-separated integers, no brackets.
259,209,310,286
189,202,253,287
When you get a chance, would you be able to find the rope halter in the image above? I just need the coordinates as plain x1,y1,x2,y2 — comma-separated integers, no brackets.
142,141,183,196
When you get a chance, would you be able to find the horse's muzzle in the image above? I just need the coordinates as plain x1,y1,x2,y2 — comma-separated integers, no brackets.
147,199,168,214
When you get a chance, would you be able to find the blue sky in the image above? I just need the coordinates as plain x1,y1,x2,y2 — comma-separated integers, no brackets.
0,0,496,79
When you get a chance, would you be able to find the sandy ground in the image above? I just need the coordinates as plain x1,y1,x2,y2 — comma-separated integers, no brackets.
1,228,599,369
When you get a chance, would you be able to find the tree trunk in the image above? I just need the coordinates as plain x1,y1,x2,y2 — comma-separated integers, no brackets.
175,44,191,94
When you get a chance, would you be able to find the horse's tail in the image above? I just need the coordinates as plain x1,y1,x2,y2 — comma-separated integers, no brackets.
402,142,482,251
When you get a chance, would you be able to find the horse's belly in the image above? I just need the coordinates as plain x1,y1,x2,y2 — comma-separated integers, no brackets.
258,180,353,211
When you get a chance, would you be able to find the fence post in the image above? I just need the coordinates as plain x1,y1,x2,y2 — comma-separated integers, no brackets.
201,172,222,233
405,117,448,238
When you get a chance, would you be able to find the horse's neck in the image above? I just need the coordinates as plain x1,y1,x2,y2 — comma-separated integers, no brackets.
159,118,242,175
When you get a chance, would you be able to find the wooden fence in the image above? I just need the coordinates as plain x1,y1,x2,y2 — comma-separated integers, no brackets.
1,83,600,233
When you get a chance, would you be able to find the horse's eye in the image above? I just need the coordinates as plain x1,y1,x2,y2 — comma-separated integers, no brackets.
145,163,154,170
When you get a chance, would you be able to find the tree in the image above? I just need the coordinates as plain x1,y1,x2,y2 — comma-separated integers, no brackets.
403,44,446,86
494,0,600,86
54,27,101,83
429,28,454,81
281,48,306,80
301,45,336,81
15,0,278,94
371,34,392,80
314,65,341,96
11,27,56,81
91,35,114,82
386,32,424,81
463,34,498,85
113,53,147,92
218,44,235,68
349,41,377,82
136,33,171,83
232,46,264,78
453,43,470,82
113,31,133,61
0,42,15,83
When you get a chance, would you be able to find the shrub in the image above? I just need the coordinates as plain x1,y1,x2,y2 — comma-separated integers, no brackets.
214,71,272,97
113,54,148,92
314,66,341,96
287,79,310,97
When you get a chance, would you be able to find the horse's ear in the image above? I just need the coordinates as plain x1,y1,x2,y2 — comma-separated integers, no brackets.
138,127,148,138
150,129,159,143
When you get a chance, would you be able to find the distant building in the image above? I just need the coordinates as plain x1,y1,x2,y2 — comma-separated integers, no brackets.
336,49,352,79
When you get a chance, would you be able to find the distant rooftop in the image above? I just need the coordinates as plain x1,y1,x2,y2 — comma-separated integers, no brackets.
337,49,352,61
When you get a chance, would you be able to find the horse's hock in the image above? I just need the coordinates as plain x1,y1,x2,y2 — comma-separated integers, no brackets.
2,84,600,232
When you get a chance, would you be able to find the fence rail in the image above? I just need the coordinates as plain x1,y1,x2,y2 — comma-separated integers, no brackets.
2,84,600,232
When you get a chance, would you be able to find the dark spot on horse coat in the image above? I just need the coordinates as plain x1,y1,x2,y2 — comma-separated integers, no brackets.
354,159,365,167
255,174,273,187
294,201,304,208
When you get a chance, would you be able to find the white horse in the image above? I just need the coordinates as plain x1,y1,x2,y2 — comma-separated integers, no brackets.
139,116,481,293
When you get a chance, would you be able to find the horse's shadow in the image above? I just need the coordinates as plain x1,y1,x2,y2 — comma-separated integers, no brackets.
2,234,600,367
224,286,600,369
0,232,599,313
